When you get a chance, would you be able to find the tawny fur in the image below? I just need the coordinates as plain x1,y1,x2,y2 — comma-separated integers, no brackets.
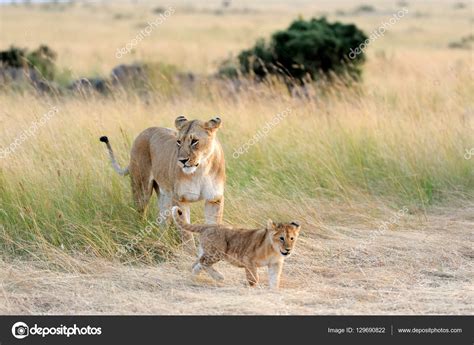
100,116,225,241
172,206,301,288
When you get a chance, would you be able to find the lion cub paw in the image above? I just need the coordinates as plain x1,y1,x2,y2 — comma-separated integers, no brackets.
212,271,225,281
206,267,225,281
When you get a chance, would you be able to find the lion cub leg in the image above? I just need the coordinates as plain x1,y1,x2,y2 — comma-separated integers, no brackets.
268,262,283,289
197,255,224,281
176,202,195,247
245,265,259,287
191,246,204,276
191,260,203,275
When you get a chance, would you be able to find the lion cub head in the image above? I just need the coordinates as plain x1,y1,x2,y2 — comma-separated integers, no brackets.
267,220,301,257
174,115,222,174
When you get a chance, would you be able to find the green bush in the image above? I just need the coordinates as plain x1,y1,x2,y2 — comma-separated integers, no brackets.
25,45,57,80
221,17,368,83
0,46,28,68
0,45,57,80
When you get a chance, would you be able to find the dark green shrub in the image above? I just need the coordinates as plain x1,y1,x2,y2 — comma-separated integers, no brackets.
0,45,57,80
220,17,367,83
448,34,474,49
0,46,28,68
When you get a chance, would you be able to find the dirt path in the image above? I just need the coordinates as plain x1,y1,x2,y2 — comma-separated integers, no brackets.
1,206,472,315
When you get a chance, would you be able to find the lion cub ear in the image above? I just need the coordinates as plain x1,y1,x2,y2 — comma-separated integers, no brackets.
266,219,275,230
291,221,301,233
204,117,222,131
175,115,188,130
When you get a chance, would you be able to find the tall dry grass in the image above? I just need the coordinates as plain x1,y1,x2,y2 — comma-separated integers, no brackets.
0,55,472,263
0,0,473,264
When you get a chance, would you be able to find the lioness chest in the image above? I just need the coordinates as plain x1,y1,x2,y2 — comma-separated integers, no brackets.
175,173,223,202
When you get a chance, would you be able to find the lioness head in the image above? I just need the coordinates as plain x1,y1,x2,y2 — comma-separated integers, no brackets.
174,115,222,174
267,220,301,257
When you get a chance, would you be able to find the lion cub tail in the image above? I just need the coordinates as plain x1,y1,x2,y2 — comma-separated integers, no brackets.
99,136,129,176
171,206,206,233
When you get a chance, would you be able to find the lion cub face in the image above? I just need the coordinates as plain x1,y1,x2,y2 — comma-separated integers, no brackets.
174,115,222,174
268,220,301,257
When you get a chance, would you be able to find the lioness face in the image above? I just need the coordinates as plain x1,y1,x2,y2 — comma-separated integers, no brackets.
174,115,222,174
268,220,301,257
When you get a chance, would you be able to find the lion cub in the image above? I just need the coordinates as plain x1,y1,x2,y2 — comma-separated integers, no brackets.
172,206,301,288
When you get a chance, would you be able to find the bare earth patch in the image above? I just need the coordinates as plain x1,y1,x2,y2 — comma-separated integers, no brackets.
1,206,472,315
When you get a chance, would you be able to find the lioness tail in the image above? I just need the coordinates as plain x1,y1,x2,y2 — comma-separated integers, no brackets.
99,136,129,176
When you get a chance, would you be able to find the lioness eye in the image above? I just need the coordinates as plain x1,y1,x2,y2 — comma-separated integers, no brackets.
191,139,199,146
177,140,182,147
279,236,284,242
290,237,294,240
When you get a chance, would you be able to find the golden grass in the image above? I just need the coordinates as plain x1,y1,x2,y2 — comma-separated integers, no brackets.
0,58,471,260
1,205,472,314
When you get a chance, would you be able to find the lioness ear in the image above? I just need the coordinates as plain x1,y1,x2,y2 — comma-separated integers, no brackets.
266,219,275,230
175,115,188,130
204,116,221,131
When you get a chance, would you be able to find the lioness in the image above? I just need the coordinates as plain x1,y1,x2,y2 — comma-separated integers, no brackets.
100,116,225,238
172,206,301,289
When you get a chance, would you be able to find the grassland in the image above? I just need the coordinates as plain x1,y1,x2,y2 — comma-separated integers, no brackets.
0,0,473,314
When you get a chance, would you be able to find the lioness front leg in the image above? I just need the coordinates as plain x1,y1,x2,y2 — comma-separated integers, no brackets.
204,196,224,224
